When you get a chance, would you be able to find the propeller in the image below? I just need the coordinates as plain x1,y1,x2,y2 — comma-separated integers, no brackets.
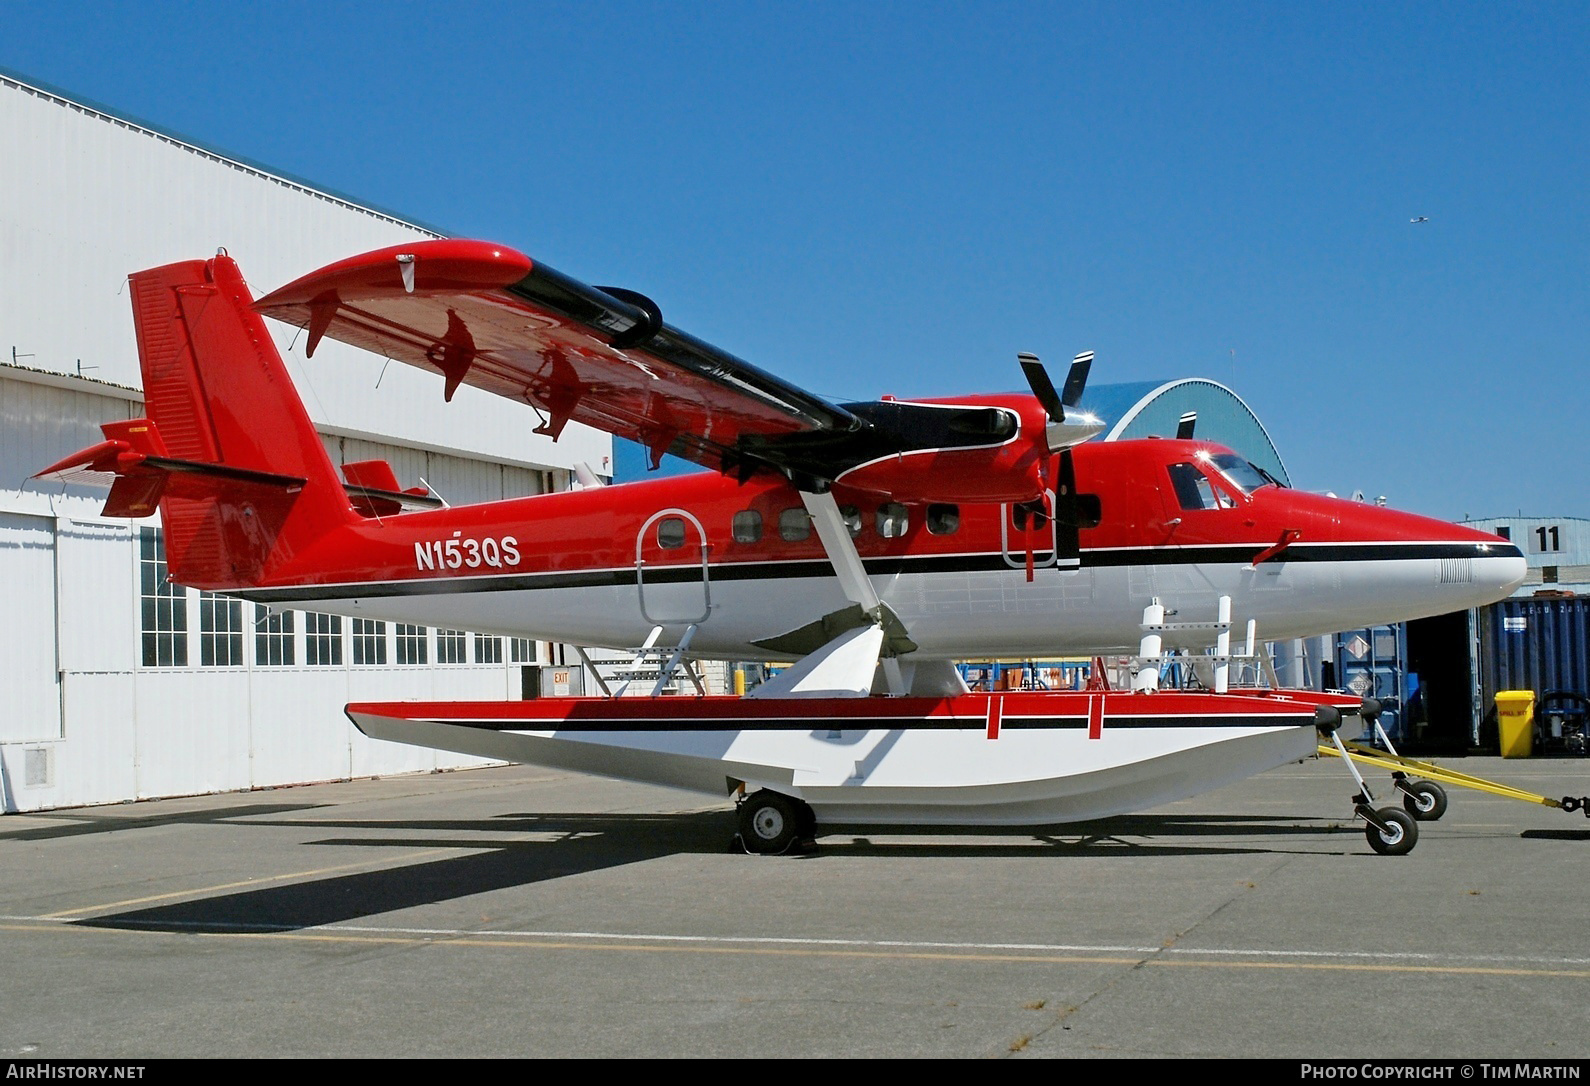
1019,351,1105,452
1176,411,1197,440
1016,351,1106,571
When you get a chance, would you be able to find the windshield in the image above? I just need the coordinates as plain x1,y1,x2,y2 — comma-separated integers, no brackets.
1208,453,1279,495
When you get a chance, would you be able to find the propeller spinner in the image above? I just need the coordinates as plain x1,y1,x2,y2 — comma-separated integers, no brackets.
1019,351,1105,452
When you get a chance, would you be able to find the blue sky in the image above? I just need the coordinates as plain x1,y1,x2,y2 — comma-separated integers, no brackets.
6,2,1586,519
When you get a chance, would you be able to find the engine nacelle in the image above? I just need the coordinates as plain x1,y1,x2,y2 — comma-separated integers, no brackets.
834,396,1060,503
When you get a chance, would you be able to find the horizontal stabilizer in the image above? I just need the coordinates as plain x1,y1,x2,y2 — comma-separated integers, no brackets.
36,418,308,522
340,459,444,517
35,418,170,487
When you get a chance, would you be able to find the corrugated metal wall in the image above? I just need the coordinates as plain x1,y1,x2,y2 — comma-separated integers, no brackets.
0,512,59,744
326,436,549,506
0,372,139,484
1480,597,1590,703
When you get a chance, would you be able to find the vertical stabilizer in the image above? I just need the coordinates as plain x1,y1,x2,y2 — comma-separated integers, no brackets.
127,255,354,587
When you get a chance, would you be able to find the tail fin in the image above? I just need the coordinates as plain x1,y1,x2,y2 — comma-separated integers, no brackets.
45,254,355,588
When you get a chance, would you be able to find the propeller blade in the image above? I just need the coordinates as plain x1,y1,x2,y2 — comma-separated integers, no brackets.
1060,351,1093,409
1176,411,1197,440
1052,448,1101,568
1018,352,1065,422
1053,449,1081,565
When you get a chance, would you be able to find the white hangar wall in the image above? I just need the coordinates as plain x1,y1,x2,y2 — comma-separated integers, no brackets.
0,70,612,813
0,68,609,472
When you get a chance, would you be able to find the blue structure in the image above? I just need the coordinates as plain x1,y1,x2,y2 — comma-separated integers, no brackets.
1085,378,1290,485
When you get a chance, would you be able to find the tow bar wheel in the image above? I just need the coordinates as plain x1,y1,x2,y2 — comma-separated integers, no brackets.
1366,807,1418,856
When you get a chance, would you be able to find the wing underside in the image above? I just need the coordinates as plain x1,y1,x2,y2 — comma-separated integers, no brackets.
254,240,861,475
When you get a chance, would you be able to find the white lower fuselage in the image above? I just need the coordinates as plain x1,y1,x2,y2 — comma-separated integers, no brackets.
249,544,1526,661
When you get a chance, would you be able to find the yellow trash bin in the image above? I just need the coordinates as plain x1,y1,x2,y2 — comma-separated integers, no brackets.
1495,691,1537,758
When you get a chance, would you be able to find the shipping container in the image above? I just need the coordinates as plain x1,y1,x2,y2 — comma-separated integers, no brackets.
1478,596,1590,751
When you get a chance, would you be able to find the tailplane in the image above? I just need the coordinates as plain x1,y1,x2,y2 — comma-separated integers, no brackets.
38,254,355,588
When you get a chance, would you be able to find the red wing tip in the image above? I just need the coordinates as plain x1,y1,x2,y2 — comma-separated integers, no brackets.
254,240,534,310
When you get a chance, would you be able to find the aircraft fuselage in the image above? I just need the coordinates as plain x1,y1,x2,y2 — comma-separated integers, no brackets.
237,433,1525,659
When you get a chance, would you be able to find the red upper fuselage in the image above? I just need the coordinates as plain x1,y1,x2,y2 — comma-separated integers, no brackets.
268,431,1515,592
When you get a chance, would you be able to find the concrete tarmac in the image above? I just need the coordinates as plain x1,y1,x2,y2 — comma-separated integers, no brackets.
2,753,1588,1059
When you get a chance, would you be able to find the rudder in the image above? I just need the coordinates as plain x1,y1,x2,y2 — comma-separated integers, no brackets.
127,254,354,588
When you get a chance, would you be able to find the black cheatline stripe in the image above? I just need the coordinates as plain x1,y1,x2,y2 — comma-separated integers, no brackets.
239,540,1519,604
1002,716,1306,730
1100,716,1308,729
1080,541,1518,568
1002,717,1088,730
437,717,956,733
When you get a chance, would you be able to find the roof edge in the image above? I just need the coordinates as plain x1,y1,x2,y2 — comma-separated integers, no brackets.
0,64,450,239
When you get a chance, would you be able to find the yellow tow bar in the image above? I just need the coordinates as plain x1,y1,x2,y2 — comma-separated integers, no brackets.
1318,740,1589,814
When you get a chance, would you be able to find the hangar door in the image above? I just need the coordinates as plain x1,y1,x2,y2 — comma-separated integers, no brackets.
0,512,61,742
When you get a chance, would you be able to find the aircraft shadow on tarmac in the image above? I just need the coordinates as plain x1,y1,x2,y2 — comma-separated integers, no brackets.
77,810,730,935
0,803,328,842
72,809,1368,936
1520,828,1590,841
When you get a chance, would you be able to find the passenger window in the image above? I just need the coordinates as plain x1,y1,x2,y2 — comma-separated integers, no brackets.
876,503,909,538
778,508,811,542
1012,502,1049,531
732,510,763,544
1168,463,1231,511
927,503,960,535
656,517,687,549
840,504,863,538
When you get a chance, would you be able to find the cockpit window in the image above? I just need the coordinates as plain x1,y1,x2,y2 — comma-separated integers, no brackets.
1168,463,1233,510
1208,453,1277,495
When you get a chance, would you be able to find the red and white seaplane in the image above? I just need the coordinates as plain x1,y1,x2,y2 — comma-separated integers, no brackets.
40,241,1525,854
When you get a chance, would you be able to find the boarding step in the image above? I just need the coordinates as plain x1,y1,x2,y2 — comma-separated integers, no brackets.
578,624,706,697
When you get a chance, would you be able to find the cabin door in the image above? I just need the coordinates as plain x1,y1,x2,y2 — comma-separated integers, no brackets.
1001,490,1057,571
635,509,713,625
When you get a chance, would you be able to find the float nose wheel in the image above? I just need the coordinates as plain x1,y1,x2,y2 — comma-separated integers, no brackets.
735,789,817,855
1359,800,1418,856
1322,726,1420,854
1397,775,1448,821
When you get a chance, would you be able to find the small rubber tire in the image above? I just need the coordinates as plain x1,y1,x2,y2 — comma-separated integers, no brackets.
739,791,800,855
1402,780,1448,822
1366,807,1418,856
793,798,818,838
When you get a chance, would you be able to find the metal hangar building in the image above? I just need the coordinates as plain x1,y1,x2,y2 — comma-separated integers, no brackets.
0,69,612,813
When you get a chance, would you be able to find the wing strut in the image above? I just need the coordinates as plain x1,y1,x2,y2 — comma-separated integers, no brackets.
753,490,909,696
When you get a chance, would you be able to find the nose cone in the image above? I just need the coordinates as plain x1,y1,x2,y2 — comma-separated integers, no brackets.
1464,530,1529,603
1330,500,1527,614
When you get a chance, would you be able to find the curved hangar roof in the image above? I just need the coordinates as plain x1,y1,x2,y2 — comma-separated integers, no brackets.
1085,378,1290,487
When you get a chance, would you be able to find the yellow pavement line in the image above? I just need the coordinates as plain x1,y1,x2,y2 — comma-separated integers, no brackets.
6,921,1589,979
40,847,468,918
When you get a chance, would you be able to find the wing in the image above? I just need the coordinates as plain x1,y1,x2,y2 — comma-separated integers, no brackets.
254,239,1089,500
253,240,862,474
